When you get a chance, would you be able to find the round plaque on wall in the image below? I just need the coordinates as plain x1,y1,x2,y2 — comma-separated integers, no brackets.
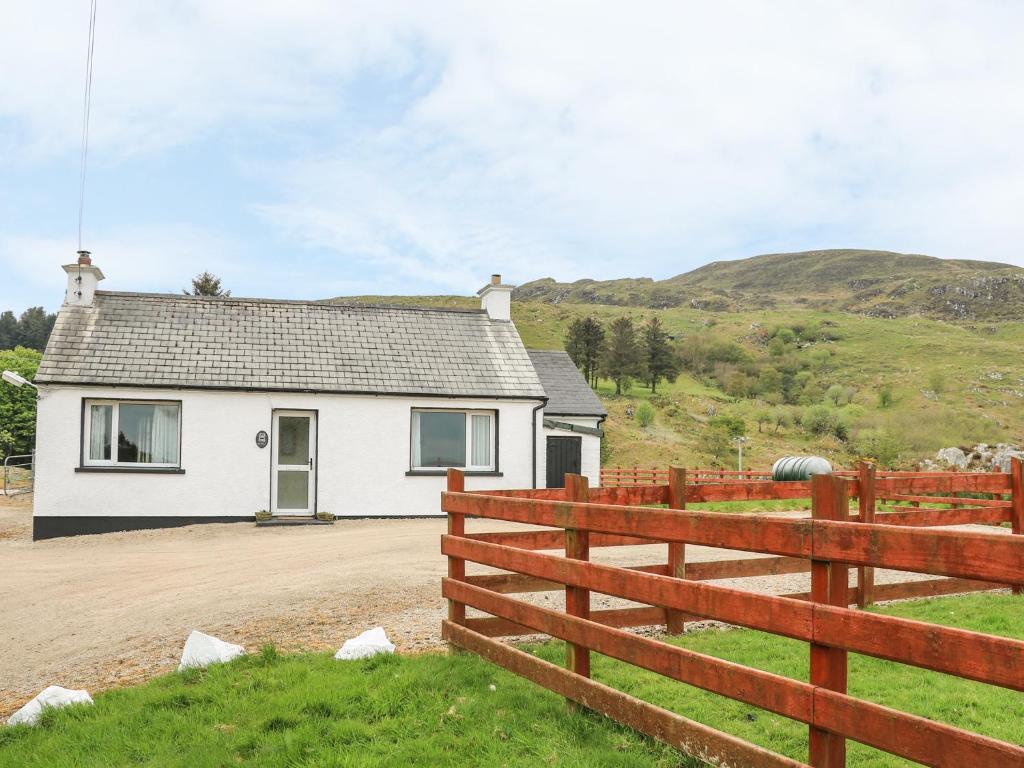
255,430,269,449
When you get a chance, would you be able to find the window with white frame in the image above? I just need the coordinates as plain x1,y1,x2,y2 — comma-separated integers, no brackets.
84,400,181,467
410,409,495,471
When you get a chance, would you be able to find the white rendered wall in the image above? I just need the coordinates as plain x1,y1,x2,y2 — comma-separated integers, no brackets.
540,416,603,487
33,386,544,519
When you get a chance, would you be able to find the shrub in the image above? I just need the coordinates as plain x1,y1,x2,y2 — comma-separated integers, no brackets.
0,346,40,458
773,409,792,433
704,427,733,465
710,413,746,438
809,348,832,369
635,402,655,429
825,384,845,406
927,370,947,395
852,429,904,467
800,406,849,441
771,327,797,345
878,385,894,409
754,409,772,433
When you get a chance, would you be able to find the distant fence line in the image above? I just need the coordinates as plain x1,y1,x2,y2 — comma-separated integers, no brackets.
599,464,1003,487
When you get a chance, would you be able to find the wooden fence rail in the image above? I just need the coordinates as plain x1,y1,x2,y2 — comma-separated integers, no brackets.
442,461,1024,767
601,466,774,486
600,465,1007,488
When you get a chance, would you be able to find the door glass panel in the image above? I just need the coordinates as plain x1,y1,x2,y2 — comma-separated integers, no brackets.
278,416,310,465
277,470,309,509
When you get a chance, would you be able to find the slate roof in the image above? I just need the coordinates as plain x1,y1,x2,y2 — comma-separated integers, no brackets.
37,291,547,399
527,350,606,417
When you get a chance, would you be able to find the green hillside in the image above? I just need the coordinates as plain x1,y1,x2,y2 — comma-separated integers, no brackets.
332,251,1024,470
512,303,1023,469
516,250,1024,321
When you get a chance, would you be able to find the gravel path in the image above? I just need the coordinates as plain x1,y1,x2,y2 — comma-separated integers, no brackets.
0,494,998,717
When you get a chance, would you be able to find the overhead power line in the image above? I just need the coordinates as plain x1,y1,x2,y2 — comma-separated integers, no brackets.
77,0,98,252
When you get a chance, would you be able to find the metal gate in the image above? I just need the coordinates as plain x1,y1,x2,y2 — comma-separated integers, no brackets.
2,453,34,496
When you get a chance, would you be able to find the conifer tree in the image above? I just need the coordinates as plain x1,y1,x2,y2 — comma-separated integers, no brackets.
601,316,644,395
564,316,606,388
183,272,231,297
642,316,679,393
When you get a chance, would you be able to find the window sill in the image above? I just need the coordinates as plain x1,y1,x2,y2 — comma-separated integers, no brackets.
405,470,503,477
75,467,186,475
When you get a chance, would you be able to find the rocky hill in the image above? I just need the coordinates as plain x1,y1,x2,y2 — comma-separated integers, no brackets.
515,250,1024,321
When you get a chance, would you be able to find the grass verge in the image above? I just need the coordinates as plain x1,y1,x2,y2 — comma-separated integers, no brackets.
1,594,1021,767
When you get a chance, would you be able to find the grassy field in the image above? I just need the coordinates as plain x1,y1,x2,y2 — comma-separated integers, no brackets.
2,594,1020,767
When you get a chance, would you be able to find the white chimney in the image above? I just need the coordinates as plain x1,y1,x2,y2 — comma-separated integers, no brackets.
478,274,513,321
62,251,105,307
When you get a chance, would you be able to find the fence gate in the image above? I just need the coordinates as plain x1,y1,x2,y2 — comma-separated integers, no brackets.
2,453,34,496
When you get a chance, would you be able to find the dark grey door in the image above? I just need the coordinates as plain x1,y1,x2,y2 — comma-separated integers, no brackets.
546,436,582,488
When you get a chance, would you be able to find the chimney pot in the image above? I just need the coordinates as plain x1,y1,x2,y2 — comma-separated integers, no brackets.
491,274,501,285
77,250,92,266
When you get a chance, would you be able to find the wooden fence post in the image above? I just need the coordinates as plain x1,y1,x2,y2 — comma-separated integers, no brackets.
446,469,466,651
810,473,849,768
1011,458,1023,596
666,466,687,634
857,462,876,609
564,473,591,710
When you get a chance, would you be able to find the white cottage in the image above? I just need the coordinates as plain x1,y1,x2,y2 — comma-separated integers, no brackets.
31,254,604,539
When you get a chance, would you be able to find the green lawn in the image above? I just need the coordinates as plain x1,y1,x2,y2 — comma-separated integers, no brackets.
686,498,811,514
2,595,1021,767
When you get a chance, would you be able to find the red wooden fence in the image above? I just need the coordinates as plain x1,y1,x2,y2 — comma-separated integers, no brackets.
600,465,1005,488
601,466,773,486
442,461,1024,767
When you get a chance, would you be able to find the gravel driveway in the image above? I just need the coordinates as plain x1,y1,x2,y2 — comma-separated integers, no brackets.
0,494,992,717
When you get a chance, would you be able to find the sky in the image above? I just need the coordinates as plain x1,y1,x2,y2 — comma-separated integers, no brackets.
1,1,1023,313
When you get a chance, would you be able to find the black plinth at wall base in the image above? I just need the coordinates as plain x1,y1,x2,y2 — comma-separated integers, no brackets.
32,515,251,541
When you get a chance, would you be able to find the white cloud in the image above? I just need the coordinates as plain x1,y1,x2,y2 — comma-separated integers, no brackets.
1,1,1023,297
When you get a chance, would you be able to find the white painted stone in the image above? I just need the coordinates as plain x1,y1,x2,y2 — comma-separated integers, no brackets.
7,686,93,726
178,630,245,671
334,627,396,660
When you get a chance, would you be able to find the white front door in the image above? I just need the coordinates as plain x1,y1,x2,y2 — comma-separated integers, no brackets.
271,410,316,516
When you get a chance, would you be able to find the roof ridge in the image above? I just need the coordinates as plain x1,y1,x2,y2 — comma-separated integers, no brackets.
94,290,487,315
